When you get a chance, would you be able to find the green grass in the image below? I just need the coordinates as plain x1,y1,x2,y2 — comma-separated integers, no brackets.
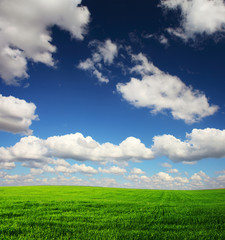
0,186,225,239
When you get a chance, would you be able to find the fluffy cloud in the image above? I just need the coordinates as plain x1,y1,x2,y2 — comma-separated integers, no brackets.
152,128,225,162
161,162,172,168
2,128,225,166
117,53,218,123
45,133,154,162
0,133,154,166
161,0,225,39
0,162,15,170
0,94,38,135
0,0,90,85
128,171,189,189
1,167,225,189
98,166,127,175
78,39,118,83
167,168,179,173
55,163,98,175
130,167,145,175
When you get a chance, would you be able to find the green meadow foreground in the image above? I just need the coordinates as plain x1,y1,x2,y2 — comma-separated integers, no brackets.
0,186,225,239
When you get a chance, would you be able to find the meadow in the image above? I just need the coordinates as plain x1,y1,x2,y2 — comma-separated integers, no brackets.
0,186,225,239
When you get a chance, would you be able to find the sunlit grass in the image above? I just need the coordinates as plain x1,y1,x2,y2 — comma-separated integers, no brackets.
0,186,225,239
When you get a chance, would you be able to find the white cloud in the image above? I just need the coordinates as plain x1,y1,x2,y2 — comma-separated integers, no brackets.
127,171,190,189
30,168,44,175
45,133,154,162
190,173,202,181
0,133,154,167
93,39,118,65
117,53,218,124
0,94,38,135
217,175,225,182
152,128,225,162
2,128,225,167
55,163,98,175
161,162,172,168
161,0,225,39
174,176,189,184
154,172,174,182
93,69,109,83
130,168,145,175
0,168,225,189
159,35,169,45
53,158,71,167
78,39,118,83
99,166,127,175
0,162,15,170
0,0,90,85
182,161,197,165
142,33,169,46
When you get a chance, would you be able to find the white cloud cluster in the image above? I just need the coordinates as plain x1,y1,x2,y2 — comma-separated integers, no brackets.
1,127,225,167
126,169,225,190
0,94,38,135
0,133,154,166
130,167,145,175
167,168,179,173
0,0,90,85
98,166,127,175
78,39,118,83
55,163,98,175
127,171,189,189
152,128,225,162
1,166,225,189
117,53,218,123
161,0,225,39
0,162,15,170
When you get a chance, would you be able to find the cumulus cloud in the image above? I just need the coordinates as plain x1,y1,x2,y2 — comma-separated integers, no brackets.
152,128,225,162
55,163,98,175
128,171,189,189
98,166,127,175
78,39,118,83
161,162,172,168
0,94,38,135
117,53,218,123
0,133,154,167
167,168,179,173
0,0,90,85
2,128,225,167
1,167,225,189
0,162,15,170
130,167,145,175
161,0,225,40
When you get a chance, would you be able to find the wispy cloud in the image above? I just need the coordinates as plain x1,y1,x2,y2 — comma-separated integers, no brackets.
78,39,118,83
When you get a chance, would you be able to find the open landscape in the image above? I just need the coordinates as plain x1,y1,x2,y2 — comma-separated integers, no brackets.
0,186,225,239
1,0,225,239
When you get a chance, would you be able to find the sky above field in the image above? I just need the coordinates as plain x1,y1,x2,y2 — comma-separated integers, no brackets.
0,0,225,189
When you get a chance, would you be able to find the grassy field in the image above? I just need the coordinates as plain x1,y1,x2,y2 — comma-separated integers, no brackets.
0,186,225,239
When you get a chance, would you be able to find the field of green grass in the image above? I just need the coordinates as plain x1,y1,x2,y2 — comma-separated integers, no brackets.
0,186,225,239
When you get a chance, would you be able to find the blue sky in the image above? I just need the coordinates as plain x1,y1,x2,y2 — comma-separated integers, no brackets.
0,0,225,189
